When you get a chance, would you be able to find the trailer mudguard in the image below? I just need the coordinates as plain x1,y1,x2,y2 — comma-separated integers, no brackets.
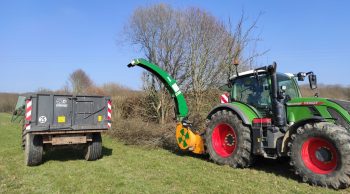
127,58,189,121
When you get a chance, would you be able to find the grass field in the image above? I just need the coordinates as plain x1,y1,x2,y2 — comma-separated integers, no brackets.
0,112,347,194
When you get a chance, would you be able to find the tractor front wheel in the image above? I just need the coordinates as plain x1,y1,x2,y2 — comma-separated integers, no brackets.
290,122,350,189
205,110,252,168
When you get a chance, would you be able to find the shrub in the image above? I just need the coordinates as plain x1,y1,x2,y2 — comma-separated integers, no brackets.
0,93,18,113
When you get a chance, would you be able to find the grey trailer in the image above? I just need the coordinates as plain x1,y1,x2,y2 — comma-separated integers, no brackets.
22,93,112,166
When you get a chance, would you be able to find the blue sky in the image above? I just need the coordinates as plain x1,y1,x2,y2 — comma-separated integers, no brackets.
1,0,349,93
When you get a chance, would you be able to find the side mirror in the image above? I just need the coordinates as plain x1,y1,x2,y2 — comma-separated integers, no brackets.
308,74,317,90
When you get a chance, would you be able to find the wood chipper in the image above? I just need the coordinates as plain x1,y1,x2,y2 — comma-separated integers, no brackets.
128,58,350,189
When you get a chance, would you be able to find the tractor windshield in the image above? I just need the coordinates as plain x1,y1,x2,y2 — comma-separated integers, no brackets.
233,74,271,108
231,73,300,116
277,74,299,99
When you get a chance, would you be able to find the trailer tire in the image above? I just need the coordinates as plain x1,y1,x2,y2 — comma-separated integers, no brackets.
289,122,350,189
24,133,43,166
205,110,253,168
84,133,102,161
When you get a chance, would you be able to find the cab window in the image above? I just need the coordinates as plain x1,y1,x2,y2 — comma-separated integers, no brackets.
233,74,271,108
277,74,299,99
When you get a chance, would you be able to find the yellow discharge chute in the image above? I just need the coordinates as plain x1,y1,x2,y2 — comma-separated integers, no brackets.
175,123,205,154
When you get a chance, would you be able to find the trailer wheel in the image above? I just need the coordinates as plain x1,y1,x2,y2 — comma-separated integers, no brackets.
24,133,43,166
84,133,102,161
289,123,350,189
205,110,253,168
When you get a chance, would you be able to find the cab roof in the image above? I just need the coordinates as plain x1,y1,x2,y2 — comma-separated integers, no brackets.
229,69,294,80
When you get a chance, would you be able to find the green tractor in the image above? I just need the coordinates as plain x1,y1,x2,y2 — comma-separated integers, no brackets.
128,59,350,189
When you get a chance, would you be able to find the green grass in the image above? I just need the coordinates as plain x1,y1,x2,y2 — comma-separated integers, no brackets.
0,112,347,193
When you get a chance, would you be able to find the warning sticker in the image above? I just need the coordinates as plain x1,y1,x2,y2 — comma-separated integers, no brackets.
58,116,66,123
56,98,68,108
38,116,47,124
98,115,103,122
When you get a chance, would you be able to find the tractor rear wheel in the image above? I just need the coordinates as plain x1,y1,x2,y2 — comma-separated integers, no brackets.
289,122,350,189
205,110,253,168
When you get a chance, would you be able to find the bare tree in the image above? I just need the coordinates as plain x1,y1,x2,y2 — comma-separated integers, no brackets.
0,93,18,113
60,81,71,94
221,12,267,81
69,69,93,94
180,8,230,112
125,4,187,124
127,4,187,81
125,4,264,121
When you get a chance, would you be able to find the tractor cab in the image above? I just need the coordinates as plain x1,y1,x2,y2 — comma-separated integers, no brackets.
226,71,301,117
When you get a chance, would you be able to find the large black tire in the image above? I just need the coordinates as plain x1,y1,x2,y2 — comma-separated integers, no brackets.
84,133,102,161
205,110,253,168
24,133,43,166
289,122,350,189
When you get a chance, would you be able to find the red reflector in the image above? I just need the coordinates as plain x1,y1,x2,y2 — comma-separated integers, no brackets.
253,118,272,124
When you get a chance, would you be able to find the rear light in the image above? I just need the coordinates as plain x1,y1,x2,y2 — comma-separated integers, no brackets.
253,118,272,124
252,118,272,128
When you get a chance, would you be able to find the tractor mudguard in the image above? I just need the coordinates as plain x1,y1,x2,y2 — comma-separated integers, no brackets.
128,58,188,121
280,116,325,153
207,103,260,125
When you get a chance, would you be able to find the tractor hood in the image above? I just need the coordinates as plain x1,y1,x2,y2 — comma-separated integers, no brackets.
328,99,350,114
287,97,350,115
127,58,189,121
287,97,350,129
